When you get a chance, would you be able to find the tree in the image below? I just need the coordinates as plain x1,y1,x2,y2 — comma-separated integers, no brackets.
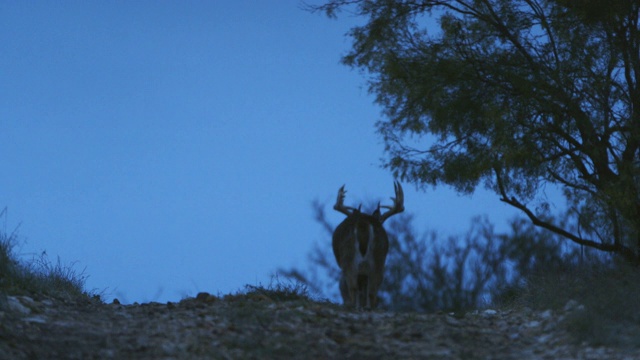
309,0,640,262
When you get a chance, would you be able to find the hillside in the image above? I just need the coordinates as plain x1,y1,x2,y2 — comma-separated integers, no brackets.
1,290,637,359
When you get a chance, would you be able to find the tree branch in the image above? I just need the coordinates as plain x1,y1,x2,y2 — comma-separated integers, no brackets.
493,166,638,262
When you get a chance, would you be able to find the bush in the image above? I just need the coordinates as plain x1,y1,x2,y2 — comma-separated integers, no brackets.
281,201,600,313
513,260,640,348
280,202,542,312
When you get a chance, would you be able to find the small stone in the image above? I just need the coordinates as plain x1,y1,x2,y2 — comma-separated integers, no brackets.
508,331,520,341
563,300,584,312
19,296,36,307
161,342,179,355
7,296,31,315
539,309,553,320
526,320,541,328
483,309,498,316
537,333,554,344
23,315,47,324
444,315,462,326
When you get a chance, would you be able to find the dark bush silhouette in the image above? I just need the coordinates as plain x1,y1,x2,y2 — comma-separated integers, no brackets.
281,201,599,312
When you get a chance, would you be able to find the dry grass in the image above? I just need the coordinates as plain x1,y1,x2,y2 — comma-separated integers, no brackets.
226,276,316,303
0,222,93,302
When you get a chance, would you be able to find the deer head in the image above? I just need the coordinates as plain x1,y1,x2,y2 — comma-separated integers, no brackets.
332,181,404,310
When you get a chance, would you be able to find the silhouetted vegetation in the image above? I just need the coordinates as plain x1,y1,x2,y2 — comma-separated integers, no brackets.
281,200,640,347
235,276,314,303
513,260,640,349
303,1,640,346
0,208,93,302
308,0,640,262
281,202,598,312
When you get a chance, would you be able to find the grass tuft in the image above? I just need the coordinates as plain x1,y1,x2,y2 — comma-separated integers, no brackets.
0,210,95,302
227,276,313,303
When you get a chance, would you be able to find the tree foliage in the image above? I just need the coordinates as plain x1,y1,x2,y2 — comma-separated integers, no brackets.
309,0,640,261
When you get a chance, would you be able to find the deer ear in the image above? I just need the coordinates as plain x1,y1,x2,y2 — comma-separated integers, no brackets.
372,202,381,220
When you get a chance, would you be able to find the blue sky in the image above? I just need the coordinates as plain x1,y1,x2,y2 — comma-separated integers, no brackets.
1,1,521,303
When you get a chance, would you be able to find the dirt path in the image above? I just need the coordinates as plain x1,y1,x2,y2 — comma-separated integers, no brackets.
1,293,637,359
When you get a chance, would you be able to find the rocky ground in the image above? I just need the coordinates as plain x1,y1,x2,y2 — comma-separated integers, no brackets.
1,291,639,359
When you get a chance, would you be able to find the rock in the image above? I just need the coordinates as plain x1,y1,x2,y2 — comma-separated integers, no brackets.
444,315,462,326
483,309,498,316
539,309,553,320
22,315,47,324
525,320,541,328
537,333,554,344
7,296,31,315
563,299,584,312
1,294,639,359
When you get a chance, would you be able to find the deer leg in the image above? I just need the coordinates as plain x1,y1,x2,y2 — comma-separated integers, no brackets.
343,272,359,309
340,276,355,307
339,276,350,305
367,289,376,310
363,277,373,310
351,275,360,309
367,272,383,310
350,284,359,309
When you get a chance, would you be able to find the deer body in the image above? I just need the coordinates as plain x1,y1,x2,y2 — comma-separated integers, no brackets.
333,211,388,309
332,182,404,310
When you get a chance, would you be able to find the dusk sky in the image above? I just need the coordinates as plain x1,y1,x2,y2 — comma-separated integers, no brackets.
1,1,522,304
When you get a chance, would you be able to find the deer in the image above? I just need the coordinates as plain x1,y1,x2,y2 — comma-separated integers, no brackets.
332,181,404,310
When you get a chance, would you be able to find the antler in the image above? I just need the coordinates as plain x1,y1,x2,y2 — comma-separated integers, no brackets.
379,181,404,223
333,185,358,216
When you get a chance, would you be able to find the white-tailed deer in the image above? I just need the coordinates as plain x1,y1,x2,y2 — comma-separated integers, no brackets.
332,181,404,310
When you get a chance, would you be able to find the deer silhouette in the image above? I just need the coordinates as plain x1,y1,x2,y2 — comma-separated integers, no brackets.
332,182,404,310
